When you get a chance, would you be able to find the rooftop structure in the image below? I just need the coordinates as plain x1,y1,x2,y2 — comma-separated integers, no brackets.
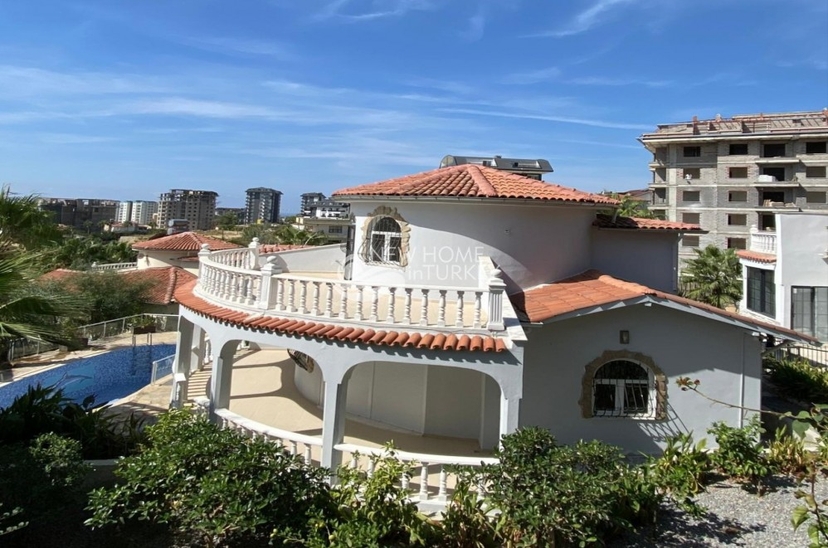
439,155,554,180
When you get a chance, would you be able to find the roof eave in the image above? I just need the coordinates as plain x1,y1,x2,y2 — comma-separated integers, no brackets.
334,195,617,208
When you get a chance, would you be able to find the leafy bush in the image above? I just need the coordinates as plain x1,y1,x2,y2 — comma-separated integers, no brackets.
647,432,711,515
86,410,334,548
438,467,499,548
0,433,89,536
0,384,147,458
480,427,660,547
309,448,440,547
765,356,828,405
708,416,770,488
767,427,813,477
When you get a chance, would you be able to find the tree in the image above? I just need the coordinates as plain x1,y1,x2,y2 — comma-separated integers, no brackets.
601,191,656,219
214,212,238,232
680,245,742,308
0,186,63,252
240,223,328,246
0,253,86,364
40,271,151,324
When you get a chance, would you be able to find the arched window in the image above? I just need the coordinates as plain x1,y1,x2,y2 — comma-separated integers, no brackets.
366,216,402,264
592,360,655,418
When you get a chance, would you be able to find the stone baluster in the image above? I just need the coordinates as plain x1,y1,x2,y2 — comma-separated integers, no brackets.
438,467,448,500
455,291,465,327
354,286,364,321
403,288,413,324
298,280,308,313
290,441,298,457
339,285,348,319
258,256,281,310
367,459,376,478
473,291,483,329
311,282,321,315
419,463,429,500
387,287,397,323
243,274,255,305
324,283,334,317
487,269,506,331
286,280,296,312
437,290,447,327
304,445,312,465
419,289,429,326
369,286,379,322
401,471,410,491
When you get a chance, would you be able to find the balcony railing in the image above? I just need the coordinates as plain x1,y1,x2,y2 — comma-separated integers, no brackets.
194,242,506,333
90,261,138,271
749,227,777,254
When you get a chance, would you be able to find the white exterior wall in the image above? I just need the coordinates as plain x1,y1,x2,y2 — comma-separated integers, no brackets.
137,249,197,272
777,213,828,328
349,200,597,292
268,244,347,274
590,230,679,292
521,305,762,454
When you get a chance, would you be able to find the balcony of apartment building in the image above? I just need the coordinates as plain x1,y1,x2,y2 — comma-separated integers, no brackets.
755,142,799,165
648,149,669,169
193,240,507,338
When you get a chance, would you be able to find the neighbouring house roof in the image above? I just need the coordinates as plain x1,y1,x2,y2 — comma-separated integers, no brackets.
39,266,196,305
510,269,816,344
332,164,619,206
736,250,777,264
174,280,508,353
593,214,704,231
259,244,312,253
132,232,241,252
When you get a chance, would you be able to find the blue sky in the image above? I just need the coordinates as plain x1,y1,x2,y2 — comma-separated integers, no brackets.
1,0,826,212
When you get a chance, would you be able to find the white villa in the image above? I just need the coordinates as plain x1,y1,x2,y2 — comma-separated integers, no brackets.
169,164,814,491
737,212,828,348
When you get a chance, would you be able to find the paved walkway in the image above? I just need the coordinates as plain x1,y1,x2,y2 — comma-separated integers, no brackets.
115,348,487,459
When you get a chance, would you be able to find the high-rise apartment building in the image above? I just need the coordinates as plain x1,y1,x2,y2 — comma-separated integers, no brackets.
130,200,158,226
641,110,828,264
244,187,282,224
116,201,132,223
300,192,326,216
39,198,118,232
157,189,218,231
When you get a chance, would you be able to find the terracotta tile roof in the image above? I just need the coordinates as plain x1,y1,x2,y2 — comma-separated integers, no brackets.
332,164,619,205
593,214,703,231
511,269,816,343
39,267,196,305
132,232,241,252
736,250,777,264
174,280,507,353
259,244,312,253
123,267,197,305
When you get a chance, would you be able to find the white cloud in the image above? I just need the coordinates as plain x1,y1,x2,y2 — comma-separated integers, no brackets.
501,67,562,85
314,0,436,21
532,0,637,38
121,98,282,119
0,65,171,98
179,37,296,60
566,76,672,87
439,107,652,130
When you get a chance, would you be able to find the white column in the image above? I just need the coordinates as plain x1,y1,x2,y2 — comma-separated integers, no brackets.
499,395,521,444
321,377,349,472
189,325,203,374
209,340,238,419
169,318,194,409
487,269,507,331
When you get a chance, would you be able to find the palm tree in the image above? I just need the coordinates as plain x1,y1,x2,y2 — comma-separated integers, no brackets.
0,253,87,364
0,186,63,252
680,245,742,309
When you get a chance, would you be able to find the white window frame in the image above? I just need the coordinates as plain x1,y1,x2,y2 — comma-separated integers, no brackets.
366,217,402,265
592,361,656,419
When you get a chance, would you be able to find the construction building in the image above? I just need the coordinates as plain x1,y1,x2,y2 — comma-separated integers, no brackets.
157,189,218,231
641,110,828,264
130,200,158,226
439,155,553,180
244,187,282,224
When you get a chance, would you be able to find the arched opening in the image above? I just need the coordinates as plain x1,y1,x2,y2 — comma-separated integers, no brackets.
365,216,402,265
580,350,667,420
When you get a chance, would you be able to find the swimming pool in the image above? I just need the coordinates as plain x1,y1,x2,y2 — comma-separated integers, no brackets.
0,344,176,409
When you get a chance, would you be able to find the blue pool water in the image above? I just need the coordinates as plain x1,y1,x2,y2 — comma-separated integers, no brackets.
0,344,176,410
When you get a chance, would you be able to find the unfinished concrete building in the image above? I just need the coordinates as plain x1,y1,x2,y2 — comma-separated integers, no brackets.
641,110,828,265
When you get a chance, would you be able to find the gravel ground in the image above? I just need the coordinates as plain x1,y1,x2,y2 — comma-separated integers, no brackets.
611,477,826,547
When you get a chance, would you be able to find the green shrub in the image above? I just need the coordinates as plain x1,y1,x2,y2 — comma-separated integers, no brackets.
767,427,813,477
765,356,828,404
86,410,334,548
647,432,711,516
438,467,499,548
0,433,89,536
480,427,661,547
708,416,770,488
309,448,440,547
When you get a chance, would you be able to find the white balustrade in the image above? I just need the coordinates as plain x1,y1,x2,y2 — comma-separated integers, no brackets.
749,227,778,254
90,262,138,271
196,247,506,332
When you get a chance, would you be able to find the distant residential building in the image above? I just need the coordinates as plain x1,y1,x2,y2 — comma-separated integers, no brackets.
130,201,158,226
305,198,350,219
215,207,245,224
641,110,828,265
292,216,351,243
300,192,326,216
439,154,554,180
245,187,282,224
116,201,132,224
157,189,218,231
38,198,118,232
